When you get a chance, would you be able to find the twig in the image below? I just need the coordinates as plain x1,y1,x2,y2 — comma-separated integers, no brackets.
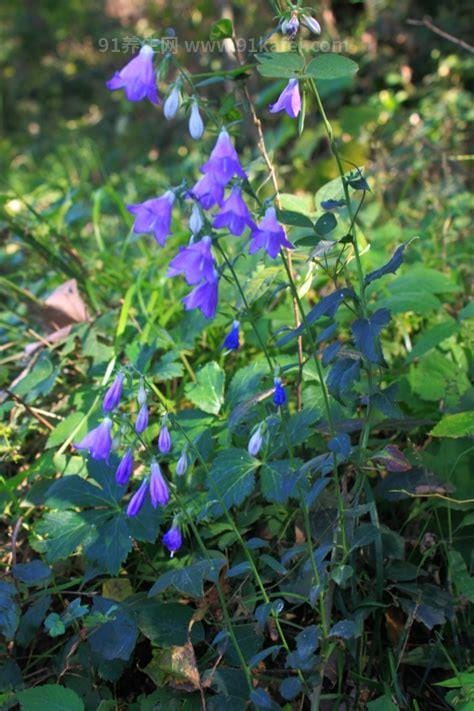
9,516,23,569
407,16,474,54
6,390,55,431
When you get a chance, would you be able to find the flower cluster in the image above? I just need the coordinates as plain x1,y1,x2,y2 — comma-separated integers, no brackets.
74,372,187,556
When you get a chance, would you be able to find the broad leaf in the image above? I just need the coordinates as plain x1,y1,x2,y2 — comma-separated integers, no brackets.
352,308,391,364
185,361,225,415
206,449,259,515
148,558,226,598
430,411,474,438
17,684,84,711
306,53,359,81
256,52,305,78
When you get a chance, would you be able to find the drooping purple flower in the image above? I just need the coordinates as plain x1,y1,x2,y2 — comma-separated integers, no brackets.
282,13,300,38
301,14,321,34
115,448,134,485
127,191,175,246
176,450,189,476
189,203,204,234
150,461,170,508
269,79,301,119
158,423,172,453
167,236,215,285
249,207,294,258
75,418,113,461
162,524,183,556
183,274,219,319
212,187,256,236
189,101,204,139
126,479,149,517
273,377,287,407
135,404,149,434
164,85,181,119
222,320,240,350
189,173,225,211
248,425,264,456
201,130,247,186
102,372,125,413
106,45,159,105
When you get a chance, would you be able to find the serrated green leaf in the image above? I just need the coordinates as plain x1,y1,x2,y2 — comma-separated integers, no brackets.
306,53,359,81
17,684,84,711
260,461,297,504
185,361,225,415
148,558,225,598
430,411,474,438
207,449,258,515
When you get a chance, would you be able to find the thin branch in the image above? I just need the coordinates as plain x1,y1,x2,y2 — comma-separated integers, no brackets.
407,16,474,54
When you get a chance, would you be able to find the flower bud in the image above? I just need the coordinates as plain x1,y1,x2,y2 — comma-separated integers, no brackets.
135,404,149,434
126,479,148,517
137,380,147,406
189,101,204,140
189,202,204,235
273,377,287,407
158,423,172,453
162,523,182,556
115,448,134,485
102,372,125,413
301,14,321,35
150,460,170,508
176,450,189,476
248,425,264,457
282,13,299,38
164,85,181,119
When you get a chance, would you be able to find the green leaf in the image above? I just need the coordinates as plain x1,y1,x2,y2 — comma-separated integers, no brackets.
46,475,115,509
367,696,398,711
276,209,314,228
88,597,138,661
406,319,459,362
36,511,96,562
45,412,88,449
185,361,225,415
148,558,225,598
315,212,337,236
17,684,84,711
376,291,441,315
210,18,233,40
430,411,474,438
306,53,359,81
85,514,133,576
207,449,259,515
260,461,297,504
138,603,196,647
0,582,19,641
12,560,52,586
448,551,474,603
256,52,305,78
11,353,58,404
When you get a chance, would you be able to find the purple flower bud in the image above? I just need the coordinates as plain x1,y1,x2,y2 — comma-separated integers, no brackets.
248,426,264,457
106,45,159,105
102,373,124,413
269,78,301,119
75,418,113,461
150,461,170,508
115,448,134,485
127,190,175,246
273,377,287,407
158,424,172,453
162,524,182,556
183,273,219,319
212,186,256,236
200,129,247,186
126,479,149,517
249,207,294,259
223,320,240,350
135,404,149,434
176,451,189,476
164,85,181,119
189,101,204,139
189,203,204,234
282,13,299,38
301,14,321,35
137,380,147,407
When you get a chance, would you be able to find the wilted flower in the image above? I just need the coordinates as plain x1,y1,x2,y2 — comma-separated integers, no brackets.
106,45,159,105
127,191,175,246
183,274,219,319
212,186,256,236
164,85,181,119
158,423,172,453
249,207,294,258
282,13,299,38
248,425,264,456
189,100,204,139
190,173,225,210
167,236,215,285
102,372,125,413
223,320,240,350
75,418,113,461
115,448,134,485
269,78,301,119
273,377,287,407
135,404,149,434
201,129,247,185
301,14,321,34
162,524,183,556
150,461,170,508
126,479,149,517
176,450,189,476
189,203,204,234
